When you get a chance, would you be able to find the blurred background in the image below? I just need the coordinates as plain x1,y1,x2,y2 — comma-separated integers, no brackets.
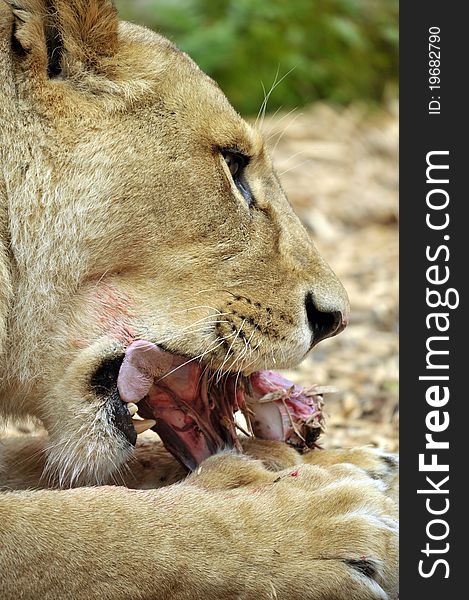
116,0,398,115
115,0,399,451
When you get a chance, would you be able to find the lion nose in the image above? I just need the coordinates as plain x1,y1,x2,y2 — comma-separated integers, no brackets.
305,292,348,345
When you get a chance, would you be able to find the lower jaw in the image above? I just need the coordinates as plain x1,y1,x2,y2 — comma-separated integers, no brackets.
115,340,326,471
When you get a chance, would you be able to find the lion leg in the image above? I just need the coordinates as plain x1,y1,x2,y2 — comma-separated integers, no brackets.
1,433,398,503
0,434,187,491
1,452,398,600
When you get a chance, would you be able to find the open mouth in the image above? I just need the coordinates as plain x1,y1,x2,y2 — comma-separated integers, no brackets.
116,340,327,471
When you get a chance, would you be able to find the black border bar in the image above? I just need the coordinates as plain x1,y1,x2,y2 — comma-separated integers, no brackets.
400,2,466,596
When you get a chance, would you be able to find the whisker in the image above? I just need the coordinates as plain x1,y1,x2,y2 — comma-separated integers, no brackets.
265,106,299,143
280,149,307,165
260,104,284,140
148,315,231,348
166,305,225,315
256,67,296,129
155,336,234,382
278,159,312,177
255,78,269,127
215,318,247,383
271,111,302,156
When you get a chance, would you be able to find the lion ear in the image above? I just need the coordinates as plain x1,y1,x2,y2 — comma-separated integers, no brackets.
7,0,118,78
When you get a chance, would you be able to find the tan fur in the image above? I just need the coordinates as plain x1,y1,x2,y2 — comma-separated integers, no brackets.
0,434,398,599
0,2,397,598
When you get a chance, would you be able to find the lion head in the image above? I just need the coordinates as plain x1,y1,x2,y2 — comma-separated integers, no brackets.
0,0,348,485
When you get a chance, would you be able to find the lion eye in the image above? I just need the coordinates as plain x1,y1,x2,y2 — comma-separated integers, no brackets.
223,151,245,177
221,149,254,206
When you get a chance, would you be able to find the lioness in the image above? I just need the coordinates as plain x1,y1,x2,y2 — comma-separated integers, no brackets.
0,1,398,599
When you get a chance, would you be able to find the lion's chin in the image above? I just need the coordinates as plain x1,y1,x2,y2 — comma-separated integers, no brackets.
113,340,326,472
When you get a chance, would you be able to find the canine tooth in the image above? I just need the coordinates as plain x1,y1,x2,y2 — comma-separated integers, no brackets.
133,419,156,435
127,403,138,416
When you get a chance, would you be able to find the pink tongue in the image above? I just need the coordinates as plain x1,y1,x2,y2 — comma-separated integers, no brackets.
117,340,173,403
117,341,326,471
118,340,243,471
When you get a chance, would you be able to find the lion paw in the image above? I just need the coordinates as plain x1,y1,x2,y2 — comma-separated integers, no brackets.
184,449,398,599
272,460,398,599
302,446,399,502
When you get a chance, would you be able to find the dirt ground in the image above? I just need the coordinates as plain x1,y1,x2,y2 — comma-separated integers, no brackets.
261,102,399,452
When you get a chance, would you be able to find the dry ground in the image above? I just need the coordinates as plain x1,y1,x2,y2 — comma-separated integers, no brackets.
262,102,399,452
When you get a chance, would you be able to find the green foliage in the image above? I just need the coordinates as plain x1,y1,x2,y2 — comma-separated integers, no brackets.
115,0,398,115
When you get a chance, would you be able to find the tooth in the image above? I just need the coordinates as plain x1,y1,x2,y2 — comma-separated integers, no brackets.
127,403,138,417
132,418,156,435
